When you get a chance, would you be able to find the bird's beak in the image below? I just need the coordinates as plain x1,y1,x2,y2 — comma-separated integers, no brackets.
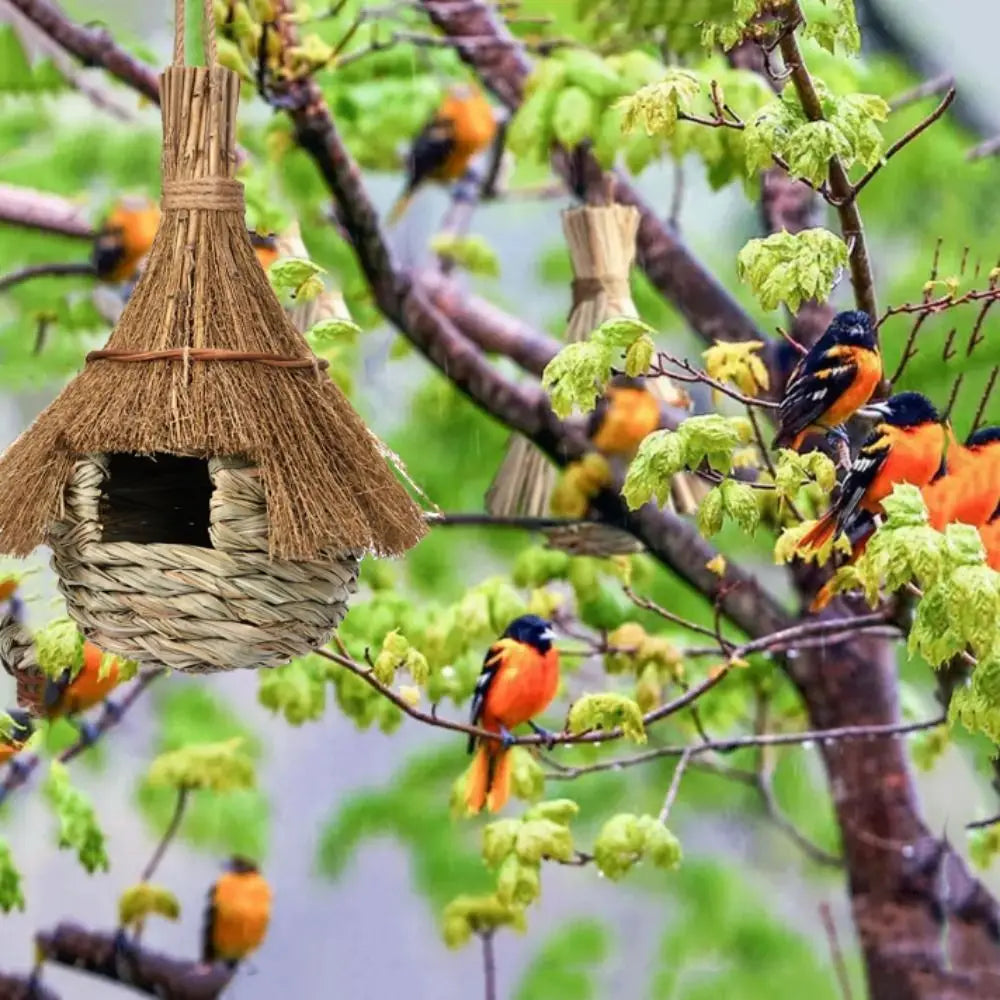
541,627,556,643
858,400,892,420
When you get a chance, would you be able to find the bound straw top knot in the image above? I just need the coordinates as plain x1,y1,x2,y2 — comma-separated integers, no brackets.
161,177,245,212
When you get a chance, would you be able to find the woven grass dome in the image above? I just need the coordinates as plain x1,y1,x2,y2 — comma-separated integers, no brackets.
0,57,425,673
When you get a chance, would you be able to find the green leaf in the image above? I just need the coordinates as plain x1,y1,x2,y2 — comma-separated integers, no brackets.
969,825,1000,870
623,431,687,509
515,818,574,864
523,799,579,826
442,894,526,949
736,228,849,312
118,882,181,927
429,234,501,277
34,618,85,680
558,49,627,100
306,317,362,349
593,813,682,880
697,486,725,537
146,738,255,793
267,257,326,302
801,0,862,54
44,761,109,874
0,838,25,913
483,818,521,868
496,853,542,906
552,85,598,148
618,71,701,137
624,334,655,377
567,692,646,743
258,655,328,726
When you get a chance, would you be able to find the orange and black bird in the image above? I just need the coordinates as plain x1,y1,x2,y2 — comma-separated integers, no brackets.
795,392,946,557
91,197,161,284
3,630,125,742
980,505,1000,572
387,84,497,225
202,856,272,968
0,708,33,767
249,231,280,273
465,615,560,815
587,376,661,458
773,311,882,451
920,426,1000,531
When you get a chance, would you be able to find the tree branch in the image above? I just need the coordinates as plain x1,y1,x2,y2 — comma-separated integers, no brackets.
777,3,877,319
418,0,765,347
35,924,232,1000
0,182,94,240
0,973,60,1000
4,0,160,103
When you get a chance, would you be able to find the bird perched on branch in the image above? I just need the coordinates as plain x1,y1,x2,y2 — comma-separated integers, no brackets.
202,856,272,968
249,230,280,273
2,624,125,742
795,392,946,557
773,311,882,451
91,197,161,284
0,708,33,767
465,615,560,815
587,376,662,458
387,83,497,224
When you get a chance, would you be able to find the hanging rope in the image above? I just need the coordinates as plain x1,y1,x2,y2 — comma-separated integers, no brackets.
173,0,218,67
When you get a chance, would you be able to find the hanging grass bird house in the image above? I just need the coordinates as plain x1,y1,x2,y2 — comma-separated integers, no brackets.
0,11,426,673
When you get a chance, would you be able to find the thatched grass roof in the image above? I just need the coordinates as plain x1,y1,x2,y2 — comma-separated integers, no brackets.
0,65,425,561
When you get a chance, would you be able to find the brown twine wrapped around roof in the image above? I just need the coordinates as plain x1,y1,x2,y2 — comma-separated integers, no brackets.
0,0,426,562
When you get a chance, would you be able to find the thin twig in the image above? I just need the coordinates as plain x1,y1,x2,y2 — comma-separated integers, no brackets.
139,786,189,883
547,716,946,781
967,135,1000,161
480,930,497,1000
658,747,692,825
848,89,956,202
819,902,855,1000
0,261,96,293
889,74,955,111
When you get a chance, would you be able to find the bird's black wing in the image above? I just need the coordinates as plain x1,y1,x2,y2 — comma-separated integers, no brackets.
467,643,504,754
832,429,891,530
585,393,611,442
774,349,859,447
406,117,456,193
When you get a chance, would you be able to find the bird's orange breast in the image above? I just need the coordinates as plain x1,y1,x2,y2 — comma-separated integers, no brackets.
481,643,560,732
864,423,946,512
53,642,121,717
821,346,882,426
210,871,272,962
590,388,660,457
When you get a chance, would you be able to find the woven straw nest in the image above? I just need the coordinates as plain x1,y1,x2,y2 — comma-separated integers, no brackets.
0,65,426,673
488,202,699,556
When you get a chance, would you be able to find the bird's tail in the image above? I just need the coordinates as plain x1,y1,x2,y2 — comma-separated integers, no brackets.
796,511,837,558
386,191,414,226
464,744,512,815
810,580,837,613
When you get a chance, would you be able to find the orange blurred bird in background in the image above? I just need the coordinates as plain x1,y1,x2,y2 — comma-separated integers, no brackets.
3,632,125,741
587,376,661,458
465,615,560,815
387,83,497,224
773,311,882,451
202,856,272,968
249,230,280,273
795,392,946,557
0,708,33,767
91,197,161,284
